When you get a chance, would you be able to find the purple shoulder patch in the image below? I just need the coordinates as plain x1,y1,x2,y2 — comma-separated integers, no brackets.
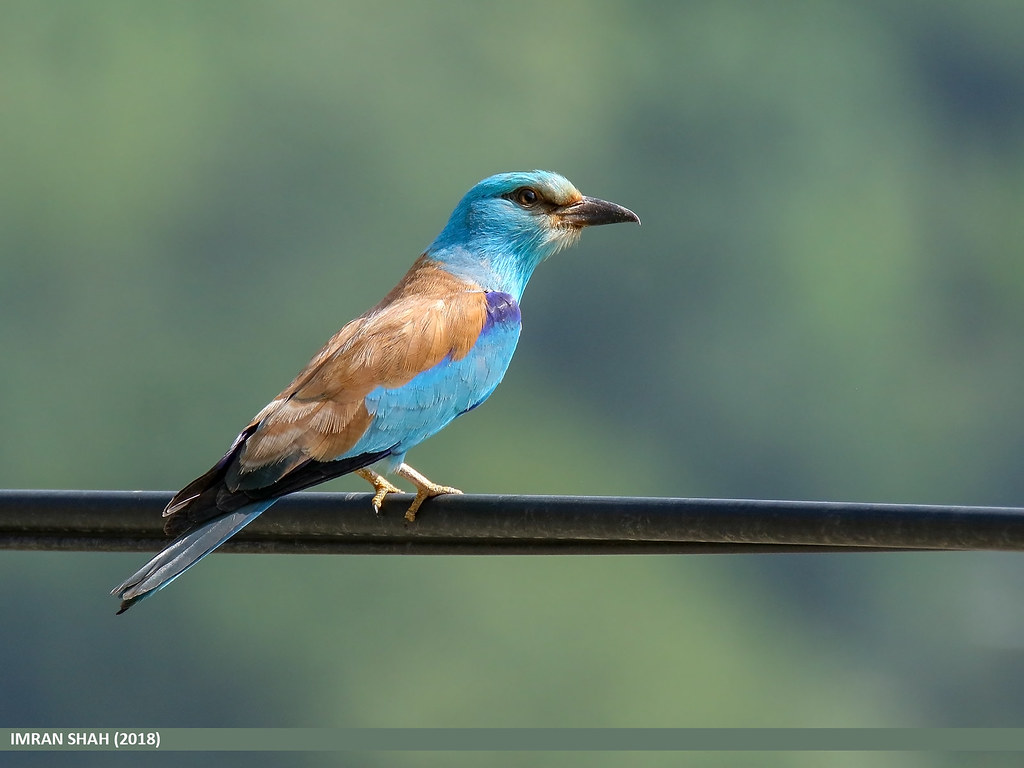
483,291,521,330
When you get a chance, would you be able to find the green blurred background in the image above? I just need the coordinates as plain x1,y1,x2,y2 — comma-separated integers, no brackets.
3,1,1024,766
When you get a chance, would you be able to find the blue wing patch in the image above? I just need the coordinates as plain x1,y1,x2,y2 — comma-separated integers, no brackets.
345,291,521,461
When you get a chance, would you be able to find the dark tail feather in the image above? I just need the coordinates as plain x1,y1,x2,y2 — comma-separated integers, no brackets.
111,500,275,614
118,420,394,611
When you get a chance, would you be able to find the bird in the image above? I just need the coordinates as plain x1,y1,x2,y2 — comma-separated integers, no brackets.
111,170,639,613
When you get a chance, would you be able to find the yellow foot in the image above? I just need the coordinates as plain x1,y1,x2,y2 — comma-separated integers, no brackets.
356,468,402,514
396,463,463,522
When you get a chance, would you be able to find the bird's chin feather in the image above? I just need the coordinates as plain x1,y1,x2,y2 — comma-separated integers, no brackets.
543,223,583,257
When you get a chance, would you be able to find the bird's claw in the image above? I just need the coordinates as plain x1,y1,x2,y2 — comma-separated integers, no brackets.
395,462,463,522
356,465,461,519
356,469,402,514
370,482,400,513
405,484,462,522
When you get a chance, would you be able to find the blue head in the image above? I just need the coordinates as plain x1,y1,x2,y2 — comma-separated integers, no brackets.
427,170,639,299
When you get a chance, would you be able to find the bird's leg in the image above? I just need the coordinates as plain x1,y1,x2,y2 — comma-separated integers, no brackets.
395,463,463,522
356,468,403,514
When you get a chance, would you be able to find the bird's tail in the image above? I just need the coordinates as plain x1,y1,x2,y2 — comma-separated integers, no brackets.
111,499,275,614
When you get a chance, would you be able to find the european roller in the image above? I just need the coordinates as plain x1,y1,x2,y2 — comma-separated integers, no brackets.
112,170,639,613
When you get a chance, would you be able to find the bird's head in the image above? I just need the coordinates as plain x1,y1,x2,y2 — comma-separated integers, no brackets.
428,170,639,298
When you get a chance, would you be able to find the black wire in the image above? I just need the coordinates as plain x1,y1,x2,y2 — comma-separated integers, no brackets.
2,489,1023,555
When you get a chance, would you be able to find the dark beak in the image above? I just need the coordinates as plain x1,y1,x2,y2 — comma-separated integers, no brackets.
558,196,641,227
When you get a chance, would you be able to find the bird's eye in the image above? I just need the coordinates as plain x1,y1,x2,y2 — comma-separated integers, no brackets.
515,187,539,207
